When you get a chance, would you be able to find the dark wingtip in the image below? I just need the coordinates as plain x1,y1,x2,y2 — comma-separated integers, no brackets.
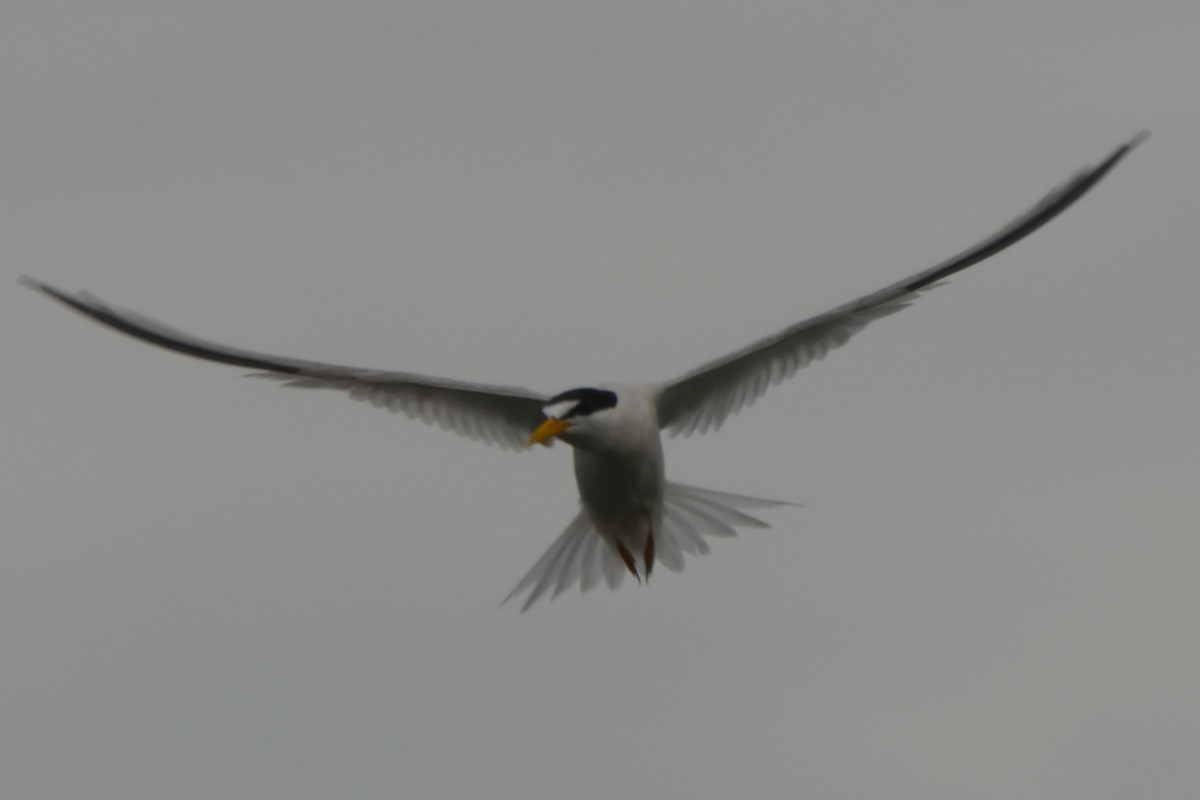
1066,131,1149,201
20,276,95,316
18,275,50,294
1100,130,1150,174
21,277,307,375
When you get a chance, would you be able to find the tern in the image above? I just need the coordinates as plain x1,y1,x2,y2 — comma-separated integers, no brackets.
23,134,1143,609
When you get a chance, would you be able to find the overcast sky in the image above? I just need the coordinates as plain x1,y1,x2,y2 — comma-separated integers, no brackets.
3,3,1198,798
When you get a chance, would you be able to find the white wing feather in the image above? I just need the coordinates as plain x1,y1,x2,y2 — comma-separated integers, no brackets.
20,278,548,451
655,134,1147,437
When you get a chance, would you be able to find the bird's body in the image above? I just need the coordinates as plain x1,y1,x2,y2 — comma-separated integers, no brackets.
566,385,665,579
23,134,1144,609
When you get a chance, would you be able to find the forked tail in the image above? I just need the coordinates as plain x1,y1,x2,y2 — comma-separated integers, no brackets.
502,482,795,611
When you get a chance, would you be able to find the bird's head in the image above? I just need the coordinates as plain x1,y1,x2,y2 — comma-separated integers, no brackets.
526,387,619,448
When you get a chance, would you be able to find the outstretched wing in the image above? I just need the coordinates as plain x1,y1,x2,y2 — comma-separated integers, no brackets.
654,133,1146,437
21,278,548,450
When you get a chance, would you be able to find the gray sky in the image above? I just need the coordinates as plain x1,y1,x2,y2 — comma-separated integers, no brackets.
3,3,1198,798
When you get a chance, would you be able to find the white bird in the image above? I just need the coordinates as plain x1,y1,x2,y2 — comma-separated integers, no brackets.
23,134,1144,610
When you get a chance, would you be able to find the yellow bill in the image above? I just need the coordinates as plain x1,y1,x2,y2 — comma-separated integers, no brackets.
527,417,572,447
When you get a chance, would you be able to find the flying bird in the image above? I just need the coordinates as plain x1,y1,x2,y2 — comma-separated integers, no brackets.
23,134,1144,610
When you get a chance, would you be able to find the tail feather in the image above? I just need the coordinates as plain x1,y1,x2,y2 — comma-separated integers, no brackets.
663,504,711,556
501,511,608,612
666,497,740,539
550,513,592,600
670,491,773,530
578,532,605,594
501,482,796,610
666,482,796,510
